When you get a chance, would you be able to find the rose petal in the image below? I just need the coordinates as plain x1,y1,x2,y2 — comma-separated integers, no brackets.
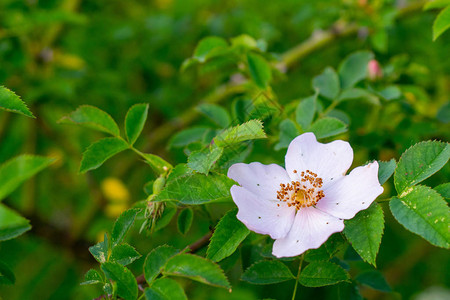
231,185,296,239
228,162,291,201
316,161,383,219
272,207,344,258
285,132,353,184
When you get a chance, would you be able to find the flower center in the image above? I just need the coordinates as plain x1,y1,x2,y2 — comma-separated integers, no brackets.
276,170,325,210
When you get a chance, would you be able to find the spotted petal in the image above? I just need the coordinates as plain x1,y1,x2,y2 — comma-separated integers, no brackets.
230,185,295,239
228,162,292,201
285,132,353,184
316,162,383,220
272,207,344,258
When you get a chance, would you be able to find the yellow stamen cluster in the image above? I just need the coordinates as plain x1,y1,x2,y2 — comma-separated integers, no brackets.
276,170,325,209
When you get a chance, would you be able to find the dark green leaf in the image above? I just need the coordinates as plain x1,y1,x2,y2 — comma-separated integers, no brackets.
299,262,349,287
101,262,138,300
275,119,300,150
356,270,391,292
0,204,31,241
145,278,187,300
169,127,211,148
394,141,450,193
187,146,223,174
247,52,272,89
112,209,139,246
110,243,141,266
214,120,266,147
312,67,340,99
390,185,450,248
125,103,149,145
80,269,103,285
433,5,450,40
241,260,294,285
207,209,250,262
153,204,177,232
79,137,129,173
197,103,231,128
344,203,384,266
0,260,15,285
338,51,374,89
295,95,316,130
435,183,450,202
89,234,109,263
59,105,120,136
163,254,230,289
144,245,179,284
378,159,396,185
305,233,346,262
177,208,194,235
0,86,34,118
308,117,347,139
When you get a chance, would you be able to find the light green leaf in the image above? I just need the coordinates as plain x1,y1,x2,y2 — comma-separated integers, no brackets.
187,146,223,174
312,67,340,99
125,103,149,145
390,185,450,248
344,203,384,266
101,262,138,300
112,209,139,246
197,103,231,128
110,243,141,266
338,51,374,89
140,153,173,174
193,36,228,63
153,173,235,205
79,137,129,173
0,155,55,201
247,52,272,89
295,95,317,130
0,204,31,242
0,260,15,285
241,260,294,285
433,5,450,40
207,209,250,262
299,261,349,287
144,278,187,300
304,233,346,262
377,85,402,101
80,269,103,285
169,127,211,148
275,119,300,150
144,245,179,284
163,254,230,289
59,105,120,136
177,208,194,235
378,159,396,185
214,120,266,147
424,0,450,10
338,88,380,105
0,86,34,118
394,141,450,193
308,117,347,139
355,270,391,292
435,183,450,202
89,234,109,264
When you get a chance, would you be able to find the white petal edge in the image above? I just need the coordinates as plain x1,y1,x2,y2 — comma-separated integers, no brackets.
227,162,291,201
285,132,354,184
272,207,344,258
230,185,296,239
316,161,383,220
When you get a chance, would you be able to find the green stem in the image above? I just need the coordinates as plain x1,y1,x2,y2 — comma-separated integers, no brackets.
292,255,304,300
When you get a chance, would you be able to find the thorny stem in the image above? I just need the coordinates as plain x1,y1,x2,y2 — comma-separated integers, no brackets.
291,255,304,300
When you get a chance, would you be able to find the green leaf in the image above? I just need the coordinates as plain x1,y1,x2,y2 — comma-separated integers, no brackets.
193,36,228,63
169,127,211,148
247,52,272,89
0,260,15,285
378,159,396,185
424,0,450,10
435,183,450,201
153,173,235,205
377,85,402,101
0,86,34,118
140,153,173,174
79,137,129,173
299,262,349,287
207,209,250,262
125,103,149,145
144,245,179,284
355,270,391,292
343,203,384,266
275,119,300,150
177,208,193,235
101,262,138,300
0,155,55,201
308,117,348,139
295,95,317,130
110,243,141,266
89,234,109,263
312,67,340,99
390,185,450,248
59,105,120,136
144,278,187,300
338,51,374,89
112,208,139,246
214,120,266,147
187,146,223,174
394,141,450,193
0,204,31,241
80,269,103,285
153,204,177,232
163,254,230,289
197,103,231,128
433,5,450,40
338,88,380,105
304,233,346,262
241,260,294,285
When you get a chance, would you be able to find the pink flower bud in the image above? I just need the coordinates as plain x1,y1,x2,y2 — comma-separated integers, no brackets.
368,59,383,81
